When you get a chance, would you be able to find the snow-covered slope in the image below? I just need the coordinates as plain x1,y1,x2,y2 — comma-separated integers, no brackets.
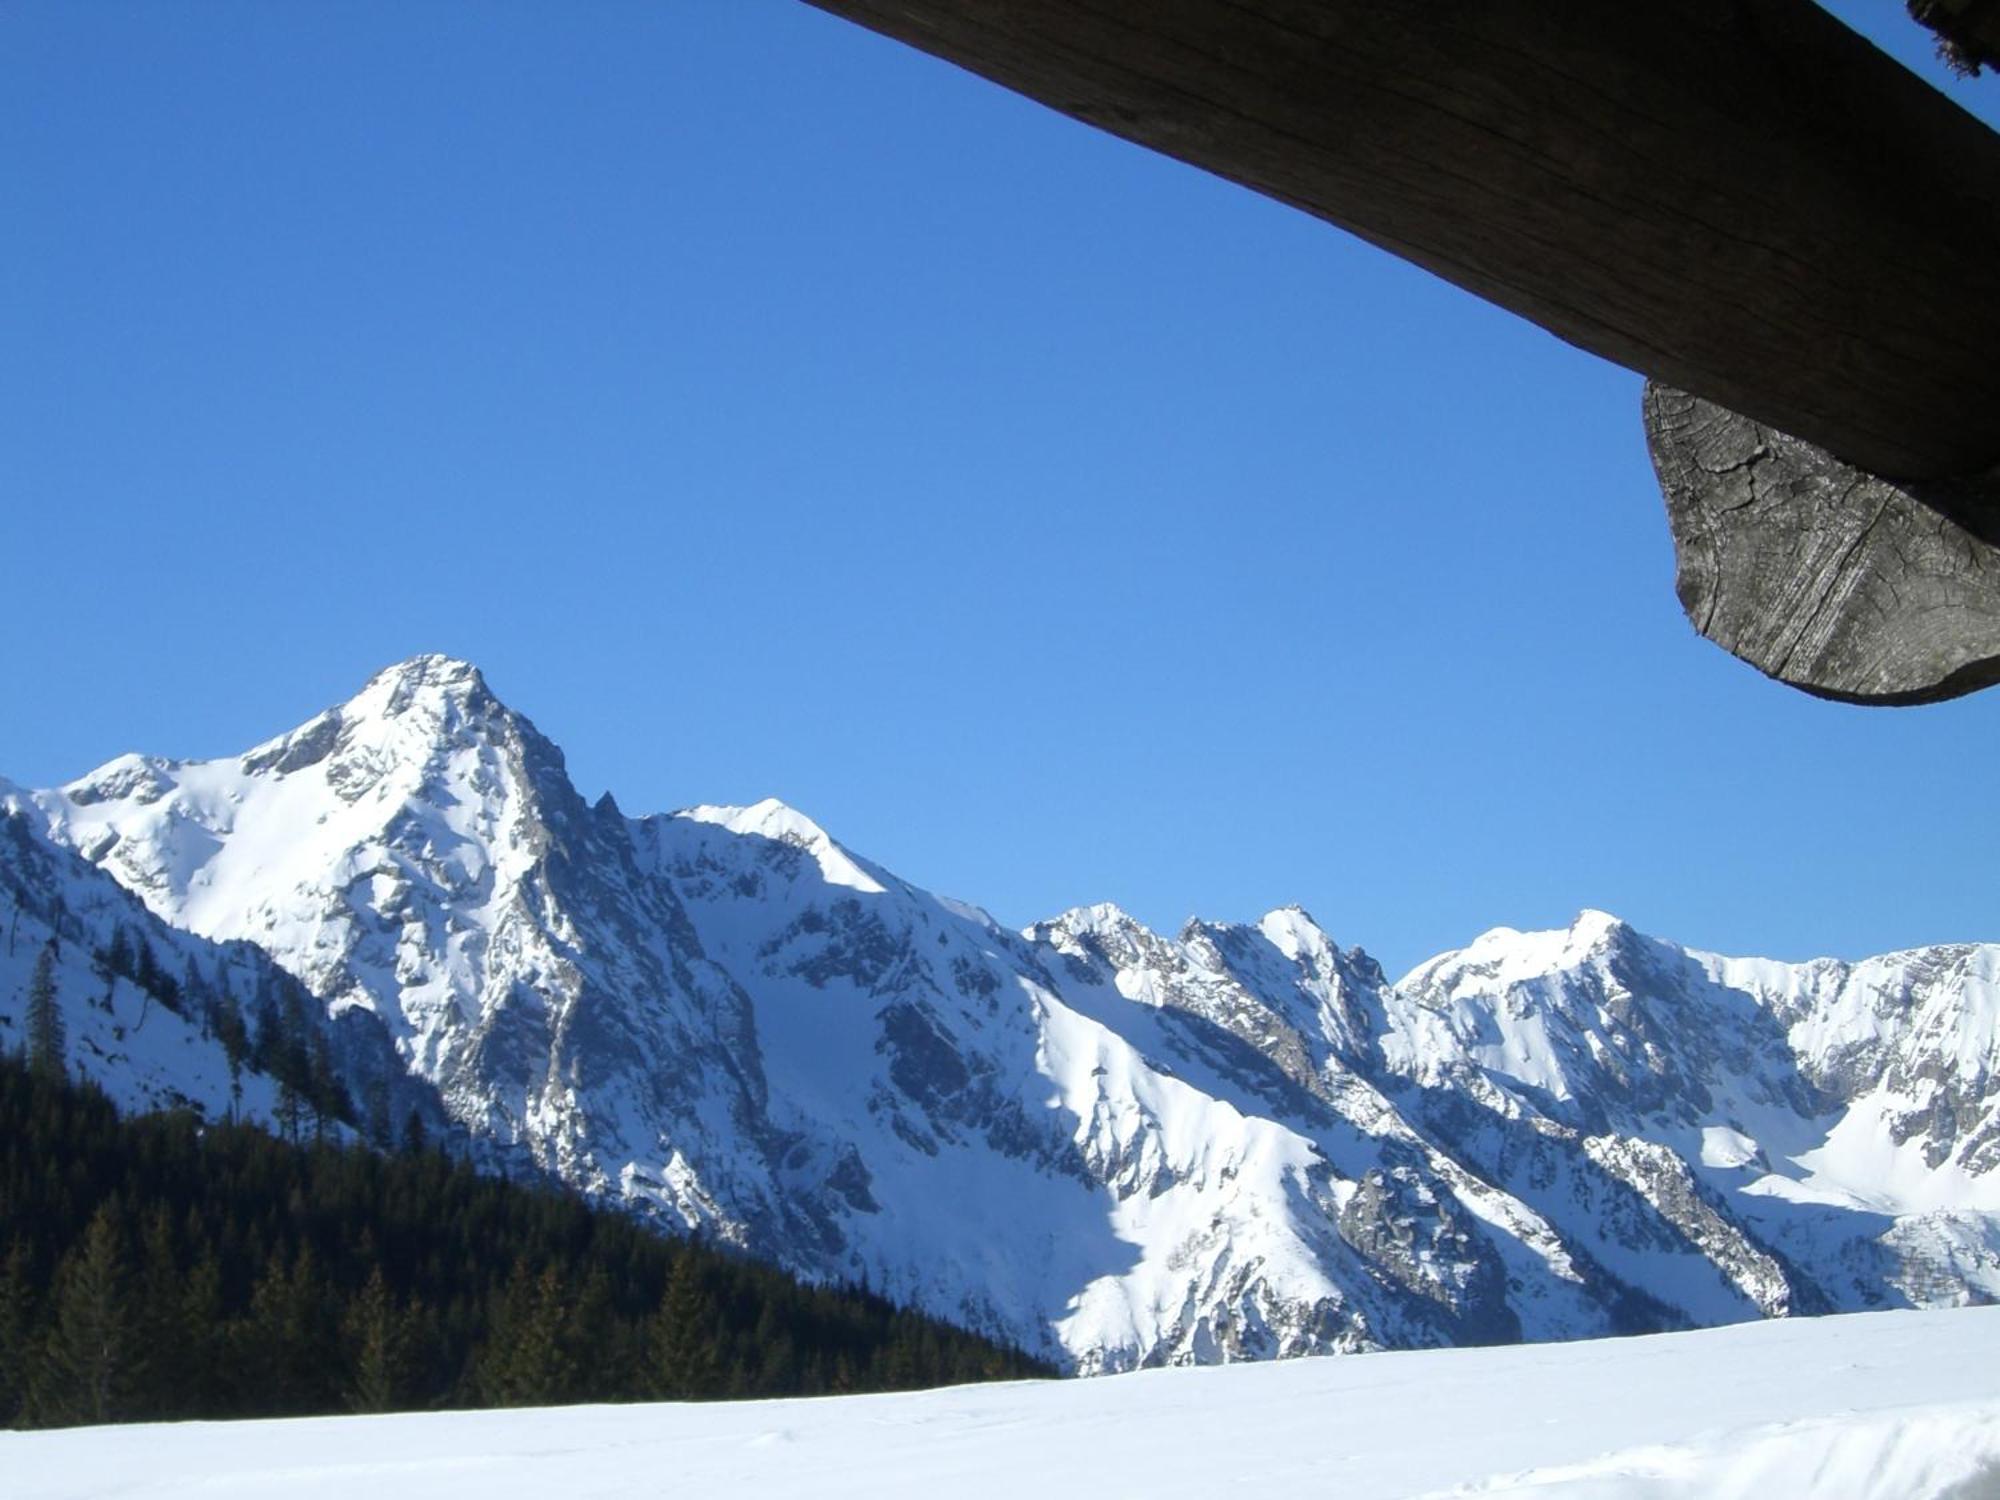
0,786,439,1143
8,1306,1997,1500
9,656,1998,1370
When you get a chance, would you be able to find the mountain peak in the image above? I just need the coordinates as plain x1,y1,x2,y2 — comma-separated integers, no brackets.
334,655,524,751
1043,901,1155,944
1258,904,1334,960
355,654,494,715
1571,907,1627,936
681,796,824,843
232,656,512,780
1566,908,1634,955
677,798,886,895
63,752,179,807
1397,910,1641,993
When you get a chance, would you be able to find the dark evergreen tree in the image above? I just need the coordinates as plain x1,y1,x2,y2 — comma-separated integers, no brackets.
0,1241,37,1423
477,1261,580,1407
132,1206,212,1420
343,1269,409,1414
103,925,134,981
25,945,63,1081
237,1244,337,1415
182,959,209,1035
132,937,162,999
274,1072,306,1143
567,1266,624,1401
649,1254,722,1400
364,1077,394,1151
306,1030,349,1138
249,977,282,1073
883,1324,921,1389
213,984,249,1117
35,1204,139,1426
175,1240,226,1416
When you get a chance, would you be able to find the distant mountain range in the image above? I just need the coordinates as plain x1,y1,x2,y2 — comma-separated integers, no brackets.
3,654,1994,1371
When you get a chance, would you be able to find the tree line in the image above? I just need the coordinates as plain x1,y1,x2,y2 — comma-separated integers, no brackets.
94,919,359,1139
0,1051,1052,1429
21,908,364,1140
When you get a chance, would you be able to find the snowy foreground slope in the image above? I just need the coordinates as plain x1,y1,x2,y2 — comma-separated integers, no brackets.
6,655,1999,1370
9,1308,1999,1500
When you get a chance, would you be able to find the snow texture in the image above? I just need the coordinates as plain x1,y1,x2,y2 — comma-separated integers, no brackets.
6,1307,1997,1500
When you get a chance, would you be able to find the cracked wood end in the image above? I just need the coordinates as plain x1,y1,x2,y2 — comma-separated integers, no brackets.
1644,383,2000,706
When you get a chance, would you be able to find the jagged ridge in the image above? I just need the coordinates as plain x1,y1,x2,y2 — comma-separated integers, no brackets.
4,655,1995,1371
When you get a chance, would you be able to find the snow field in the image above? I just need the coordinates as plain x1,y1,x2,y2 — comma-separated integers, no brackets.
7,1306,1998,1500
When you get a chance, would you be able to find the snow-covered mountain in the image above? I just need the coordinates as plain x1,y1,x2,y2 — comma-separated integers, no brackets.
5,655,1995,1371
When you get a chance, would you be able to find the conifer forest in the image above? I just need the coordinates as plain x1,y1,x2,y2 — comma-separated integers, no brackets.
0,1055,1051,1429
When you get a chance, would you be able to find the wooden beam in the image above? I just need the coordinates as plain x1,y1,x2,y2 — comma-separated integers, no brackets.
1645,384,2000,705
802,1,2000,490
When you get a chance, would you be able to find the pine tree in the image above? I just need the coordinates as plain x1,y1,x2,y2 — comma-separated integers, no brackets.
236,1244,335,1415
132,937,161,998
883,1325,920,1389
182,959,208,1035
35,1205,138,1426
365,1077,394,1151
275,1072,305,1143
103,925,134,980
176,1242,226,1416
25,945,63,1081
566,1266,621,1402
306,1030,348,1138
476,1262,578,1407
132,1207,195,1420
0,1240,39,1424
214,984,248,1117
249,978,282,1073
344,1269,408,1414
648,1253,722,1400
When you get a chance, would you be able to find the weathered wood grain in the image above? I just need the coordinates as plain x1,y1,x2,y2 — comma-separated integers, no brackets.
802,1,2000,495
1644,384,2000,706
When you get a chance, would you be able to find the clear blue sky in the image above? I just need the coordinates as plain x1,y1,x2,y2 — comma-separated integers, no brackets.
4,2,1994,975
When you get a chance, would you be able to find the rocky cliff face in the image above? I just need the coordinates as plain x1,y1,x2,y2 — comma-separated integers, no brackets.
5,655,1995,1370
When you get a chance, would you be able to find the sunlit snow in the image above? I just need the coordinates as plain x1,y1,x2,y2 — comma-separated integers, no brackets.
6,1308,1996,1500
